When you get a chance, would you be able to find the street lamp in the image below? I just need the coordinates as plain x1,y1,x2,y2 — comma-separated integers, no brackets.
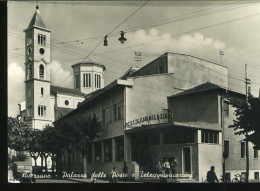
118,31,127,44
104,35,108,46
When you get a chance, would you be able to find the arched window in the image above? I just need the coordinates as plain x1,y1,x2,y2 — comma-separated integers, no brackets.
39,64,44,79
28,64,32,78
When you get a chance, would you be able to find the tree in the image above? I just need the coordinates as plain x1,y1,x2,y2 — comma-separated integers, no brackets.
8,116,32,153
54,115,102,173
73,115,102,160
229,92,260,182
27,129,42,167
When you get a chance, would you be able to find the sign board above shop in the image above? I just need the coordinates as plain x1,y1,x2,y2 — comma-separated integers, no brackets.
125,112,174,129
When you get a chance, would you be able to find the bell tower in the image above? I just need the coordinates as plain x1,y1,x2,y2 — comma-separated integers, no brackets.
23,5,52,130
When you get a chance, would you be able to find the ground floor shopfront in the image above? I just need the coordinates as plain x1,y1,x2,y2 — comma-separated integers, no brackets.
80,124,223,181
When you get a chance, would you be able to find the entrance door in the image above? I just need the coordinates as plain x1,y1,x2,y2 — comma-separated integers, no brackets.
183,147,191,173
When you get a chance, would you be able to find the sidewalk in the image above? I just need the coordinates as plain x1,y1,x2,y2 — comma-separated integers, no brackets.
67,177,198,183
67,178,142,183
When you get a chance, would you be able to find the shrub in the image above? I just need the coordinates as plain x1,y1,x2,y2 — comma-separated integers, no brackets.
32,166,42,175
15,153,27,161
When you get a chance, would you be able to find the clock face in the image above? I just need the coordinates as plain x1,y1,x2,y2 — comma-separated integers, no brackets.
39,48,45,55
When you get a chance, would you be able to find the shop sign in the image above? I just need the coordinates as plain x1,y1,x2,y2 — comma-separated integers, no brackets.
126,112,173,128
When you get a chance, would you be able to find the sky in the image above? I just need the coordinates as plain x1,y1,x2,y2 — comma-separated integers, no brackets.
8,1,260,117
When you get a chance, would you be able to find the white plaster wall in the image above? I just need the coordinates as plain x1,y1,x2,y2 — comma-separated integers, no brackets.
56,94,84,109
198,144,223,182
125,73,177,128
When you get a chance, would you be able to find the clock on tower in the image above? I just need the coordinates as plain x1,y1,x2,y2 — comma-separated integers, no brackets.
23,5,52,130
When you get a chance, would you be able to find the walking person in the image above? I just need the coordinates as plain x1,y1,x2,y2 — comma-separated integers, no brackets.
206,166,219,183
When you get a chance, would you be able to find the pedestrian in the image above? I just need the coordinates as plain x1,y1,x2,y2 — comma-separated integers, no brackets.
170,157,178,174
206,166,219,183
122,161,128,181
110,167,118,183
157,159,163,173
163,158,171,174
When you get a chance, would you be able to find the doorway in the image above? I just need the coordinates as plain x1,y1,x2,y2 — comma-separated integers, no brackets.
183,147,191,174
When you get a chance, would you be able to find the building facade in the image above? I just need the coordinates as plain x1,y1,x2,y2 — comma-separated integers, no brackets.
17,6,260,181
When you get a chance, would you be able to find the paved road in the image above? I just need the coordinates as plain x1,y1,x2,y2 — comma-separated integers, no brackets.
35,179,80,183
35,178,140,183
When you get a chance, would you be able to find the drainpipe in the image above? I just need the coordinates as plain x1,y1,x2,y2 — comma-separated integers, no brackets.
220,91,226,181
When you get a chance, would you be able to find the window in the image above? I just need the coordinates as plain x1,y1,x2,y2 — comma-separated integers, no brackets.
83,73,91,87
27,34,32,46
114,101,124,121
254,149,258,159
28,64,33,78
27,105,32,116
75,75,80,89
223,101,229,117
86,144,92,163
94,111,102,123
38,105,46,116
115,136,124,162
158,66,163,74
241,141,246,158
39,65,44,79
38,34,46,45
255,172,259,180
150,134,160,146
201,130,219,144
104,139,112,162
95,74,101,89
41,87,44,96
164,129,195,144
103,107,112,124
28,87,31,98
224,140,230,158
94,142,101,162
65,100,69,105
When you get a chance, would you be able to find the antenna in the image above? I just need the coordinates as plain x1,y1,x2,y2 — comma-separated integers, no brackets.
219,50,224,65
134,51,141,67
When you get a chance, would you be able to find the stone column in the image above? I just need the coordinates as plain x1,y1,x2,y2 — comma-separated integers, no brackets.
101,141,104,163
196,130,201,143
112,138,116,162
91,143,95,164
124,134,131,162
159,131,164,145
83,157,87,174
219,132,223,145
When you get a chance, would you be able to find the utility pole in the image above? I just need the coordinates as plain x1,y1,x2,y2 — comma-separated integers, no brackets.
219,51,226,181
245,63,251,183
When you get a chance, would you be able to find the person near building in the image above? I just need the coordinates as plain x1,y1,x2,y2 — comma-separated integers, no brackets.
164,158,171,174
170,157,178,174
110,167,118,183
157,159,164,174
122,161,128,181
206,166,219,183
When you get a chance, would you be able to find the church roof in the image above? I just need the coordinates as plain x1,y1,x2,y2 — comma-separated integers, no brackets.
54,106,74,121
50,85,86,97
28,5,47,29
71,57,106,70
168,82,221,98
